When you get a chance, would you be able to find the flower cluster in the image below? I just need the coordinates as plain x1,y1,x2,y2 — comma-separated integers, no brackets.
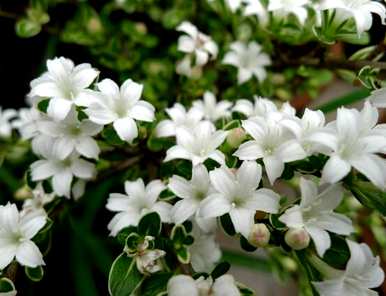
1,1,386,290
12,57,156,199
223,0,386,35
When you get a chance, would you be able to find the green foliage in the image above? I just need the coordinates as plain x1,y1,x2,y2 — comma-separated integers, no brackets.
348,180,386,216
108,253,143,296
0,278,16,293
138,212,162,237
25,266,44,282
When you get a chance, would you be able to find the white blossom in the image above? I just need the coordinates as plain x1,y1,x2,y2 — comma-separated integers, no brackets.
12,107,43,140
169,164,215,232
318,0,386,34
192,91,232,122
0,108,17,138
132,236,166,275
313,239,384,296
281,108,327,155
83,78,155,142
223,41,271,84
30,57,99,120
164,121,228,166
244,0,269,23
22,183,55,216
0,203,46,269
38,108,102,160
200,161,280,238
30,141,95,198
310,102,386,189
167,274,240,296
279,178,353,256
233,96,277,118
176,21,218,67
234,117,306,184
268,0,310,25
155,103,204,138
106,179,171,236
368,87,386,108
189,226,221,273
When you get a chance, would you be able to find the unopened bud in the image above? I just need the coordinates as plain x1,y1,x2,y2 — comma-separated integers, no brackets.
87,17,102,33
226,127,246,148
248,223,270,248
284,228,310,250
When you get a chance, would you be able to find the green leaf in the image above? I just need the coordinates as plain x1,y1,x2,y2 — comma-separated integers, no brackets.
211,262,230,279
223,120,241,130
240,236,257,252
25,266,44,282
138,212,162,237
15,18,41,38
125,233,142,252
170,224,187,244
220,214,236,236
102,125,125,146
176,246,190,264
116,226,138,246
0,277,16,293
322,235,350,269
269,214,287,230
108,253,144,296
315,88,371,113
37,99,50,113
140,272,173,296
348,180,386,216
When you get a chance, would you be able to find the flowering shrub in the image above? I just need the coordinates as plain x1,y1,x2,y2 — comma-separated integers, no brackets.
1,0,386,295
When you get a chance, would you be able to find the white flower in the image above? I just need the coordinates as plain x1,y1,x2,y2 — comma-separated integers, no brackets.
0,108,17,138
244,0,269,23
12,107,43,140
368,87,386,108
30,142,95,198
169,164,216,231
281,108,327,155
0,203,46,269
279,178,353,256
268,0,310,25
106,179,171,236
164,121,228,166
177,21,218,67
313,239,384,296
189,226,221,272
167,274,240,296
318,0,386,34
38,108,102,160
155,103,204,137
225,0,243,11
30,57,99,120
233,96,277,118
310,103,386,189
223,41,271,84
200,161,280,238
234,117,306,184
22,183,55,216
83,78,155,142
192,91,232,122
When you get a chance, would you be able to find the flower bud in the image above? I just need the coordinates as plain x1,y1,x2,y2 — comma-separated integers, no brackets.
284,228,310,250
248,223,270,248
226,127,246,148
